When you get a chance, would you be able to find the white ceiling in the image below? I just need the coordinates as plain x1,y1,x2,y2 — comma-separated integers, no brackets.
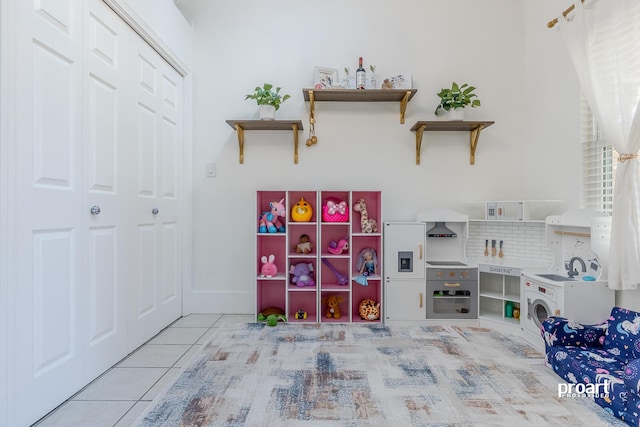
173,0,194,25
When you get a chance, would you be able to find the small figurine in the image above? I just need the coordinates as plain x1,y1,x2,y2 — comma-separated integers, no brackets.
296,234,313,254
354,247,378,286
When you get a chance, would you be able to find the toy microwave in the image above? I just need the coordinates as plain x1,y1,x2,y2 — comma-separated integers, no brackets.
486,201,524,221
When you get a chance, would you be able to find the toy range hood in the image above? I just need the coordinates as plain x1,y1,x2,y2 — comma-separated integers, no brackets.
427,222,457,238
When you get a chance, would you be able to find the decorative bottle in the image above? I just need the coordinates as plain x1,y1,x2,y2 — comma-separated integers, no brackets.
356,57,366,90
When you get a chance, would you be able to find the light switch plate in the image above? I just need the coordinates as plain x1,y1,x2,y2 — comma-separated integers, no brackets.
205,162,216,177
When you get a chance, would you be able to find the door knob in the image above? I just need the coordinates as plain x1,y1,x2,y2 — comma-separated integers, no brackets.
90,205,101,215
152,208,159,215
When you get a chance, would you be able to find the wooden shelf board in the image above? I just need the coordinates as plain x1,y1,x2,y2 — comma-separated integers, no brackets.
302,88,417,102
410,120,495,132
225,119,303,131
410,120,495,165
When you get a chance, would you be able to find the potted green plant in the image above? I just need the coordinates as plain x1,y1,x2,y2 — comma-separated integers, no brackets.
245,83,291,120
434,82,481,120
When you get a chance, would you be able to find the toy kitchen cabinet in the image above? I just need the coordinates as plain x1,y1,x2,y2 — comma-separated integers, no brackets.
383,222,427,321
255,190,383,324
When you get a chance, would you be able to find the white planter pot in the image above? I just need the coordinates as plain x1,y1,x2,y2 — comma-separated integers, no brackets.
259,105,276,120
439,108,465,121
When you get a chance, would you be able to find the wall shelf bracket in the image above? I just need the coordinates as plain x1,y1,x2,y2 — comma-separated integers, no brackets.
410,120,495,165
400,91,411,124
234,123,245,164
414,124,426,165
226,120,304,164
469,124,487,165
292,122,300,164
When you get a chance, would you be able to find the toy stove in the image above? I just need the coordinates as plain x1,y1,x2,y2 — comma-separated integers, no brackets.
417,209,478,319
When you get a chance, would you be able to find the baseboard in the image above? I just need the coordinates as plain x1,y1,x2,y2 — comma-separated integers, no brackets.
184,290,254,314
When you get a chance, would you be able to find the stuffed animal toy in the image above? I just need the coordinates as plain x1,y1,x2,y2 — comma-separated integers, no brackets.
359,298,380,321
323,295,343,319
290,262,315,287
353,198,378,233
296,234,313,254
258,198,286,233
257,307,287,326
291,197,313,222
260,254,277,277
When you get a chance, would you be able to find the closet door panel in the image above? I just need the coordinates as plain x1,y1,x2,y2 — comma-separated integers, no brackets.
82,0,130,377
128,39,182,347
13,1,84,425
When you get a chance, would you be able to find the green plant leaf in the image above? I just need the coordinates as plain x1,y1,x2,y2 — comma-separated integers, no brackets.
435,81,481,112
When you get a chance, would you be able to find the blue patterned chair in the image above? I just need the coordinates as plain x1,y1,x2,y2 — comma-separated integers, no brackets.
541,307,640,426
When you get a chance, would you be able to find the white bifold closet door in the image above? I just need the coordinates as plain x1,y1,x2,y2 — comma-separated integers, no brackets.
11,0,183,425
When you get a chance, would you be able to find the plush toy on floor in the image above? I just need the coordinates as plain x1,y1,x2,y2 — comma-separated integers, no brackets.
323,295,343,319
258,198,286,233
257,307,287,326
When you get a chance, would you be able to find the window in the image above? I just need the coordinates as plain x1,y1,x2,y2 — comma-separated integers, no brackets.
581,97,618,215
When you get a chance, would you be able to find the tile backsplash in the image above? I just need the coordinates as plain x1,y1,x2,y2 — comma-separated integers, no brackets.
467,221,554,266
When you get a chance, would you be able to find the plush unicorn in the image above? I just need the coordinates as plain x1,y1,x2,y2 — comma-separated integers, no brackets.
258,198,286,233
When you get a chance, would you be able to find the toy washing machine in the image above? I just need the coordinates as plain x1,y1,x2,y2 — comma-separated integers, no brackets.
522,209,615,340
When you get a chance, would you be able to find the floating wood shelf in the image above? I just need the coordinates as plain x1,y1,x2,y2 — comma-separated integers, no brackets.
226,120,304,164
409,120,495,165
302,88,417,127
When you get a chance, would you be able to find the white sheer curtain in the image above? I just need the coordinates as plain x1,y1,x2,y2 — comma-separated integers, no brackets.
557,0,640,290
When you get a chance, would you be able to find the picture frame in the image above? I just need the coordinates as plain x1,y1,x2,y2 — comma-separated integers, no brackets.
313,67,339,89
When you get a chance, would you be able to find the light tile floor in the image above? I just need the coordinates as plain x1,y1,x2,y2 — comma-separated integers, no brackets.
33,314,255,427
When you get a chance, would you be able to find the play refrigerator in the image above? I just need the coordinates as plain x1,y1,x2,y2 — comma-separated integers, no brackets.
383,222,427,321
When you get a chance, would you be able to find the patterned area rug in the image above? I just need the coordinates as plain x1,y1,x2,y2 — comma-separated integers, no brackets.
135,324,624,426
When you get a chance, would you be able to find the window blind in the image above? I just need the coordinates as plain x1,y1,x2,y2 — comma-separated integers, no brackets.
581,97,617,215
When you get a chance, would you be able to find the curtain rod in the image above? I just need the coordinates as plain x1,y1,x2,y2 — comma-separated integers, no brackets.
547,0,585,28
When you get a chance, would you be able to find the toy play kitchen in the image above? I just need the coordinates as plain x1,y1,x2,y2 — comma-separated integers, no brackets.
521,209,615,339
417,209,478,319
384,209,477,320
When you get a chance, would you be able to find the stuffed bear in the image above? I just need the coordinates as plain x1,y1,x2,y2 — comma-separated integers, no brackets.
290,262,315,287
323,295,344,319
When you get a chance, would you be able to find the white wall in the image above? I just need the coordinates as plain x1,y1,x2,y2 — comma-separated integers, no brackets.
118,0,193,66
184,0,593,313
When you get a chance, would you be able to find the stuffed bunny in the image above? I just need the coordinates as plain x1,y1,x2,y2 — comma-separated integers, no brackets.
260,254,278,278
